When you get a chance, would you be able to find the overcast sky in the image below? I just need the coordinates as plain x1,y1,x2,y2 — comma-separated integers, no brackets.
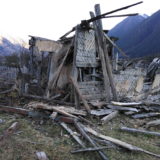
0,0,159,41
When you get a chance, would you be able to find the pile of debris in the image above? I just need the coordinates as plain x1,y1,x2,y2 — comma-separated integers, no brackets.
0,2,160,160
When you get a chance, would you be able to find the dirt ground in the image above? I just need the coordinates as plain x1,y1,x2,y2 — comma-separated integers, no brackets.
0,107,160,160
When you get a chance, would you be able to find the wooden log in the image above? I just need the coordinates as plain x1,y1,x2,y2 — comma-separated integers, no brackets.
101,111,118,123
72,27,80,109
94,4,118,101
29,102,77,118
0,105,29,116
70,77,91,114
146,119,160,128
90,12,110,102
83,125,160,158
107,105,139,112
132,112,160,119
120,126,160,137
60,122,85,148
74,121,109,160
71,146,111,154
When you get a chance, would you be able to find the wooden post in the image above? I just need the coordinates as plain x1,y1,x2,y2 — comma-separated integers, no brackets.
72,26,80,109
90,12,110,102
94,4,118,101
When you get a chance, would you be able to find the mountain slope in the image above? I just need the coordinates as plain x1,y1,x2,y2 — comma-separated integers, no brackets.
108,10,160,58
0,37,23,56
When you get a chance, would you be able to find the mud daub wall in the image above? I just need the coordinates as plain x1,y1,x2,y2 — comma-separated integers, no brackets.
114,68,146,98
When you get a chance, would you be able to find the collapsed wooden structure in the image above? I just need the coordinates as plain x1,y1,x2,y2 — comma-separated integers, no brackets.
26,5,122,111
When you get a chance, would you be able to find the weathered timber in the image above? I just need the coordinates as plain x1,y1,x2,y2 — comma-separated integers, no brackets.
70,77,91,113
28,102,77,118
72,28,80,109
111,101,142,106
107,105,139,112
101,111,118,123
90,12,110,102
60,122,85,148
132,112,160,119
71,146,111,154
95,4,118,101
91,109,113,116
146,119,160,128
83,125,160,158
0,105,29,115
74,121,109,160
0,122,19,142
120,127,160,137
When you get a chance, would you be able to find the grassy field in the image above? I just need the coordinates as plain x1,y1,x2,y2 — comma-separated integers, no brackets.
0,111,160,160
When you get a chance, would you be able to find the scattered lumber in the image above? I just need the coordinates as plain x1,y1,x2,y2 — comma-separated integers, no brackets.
83,125,160,158
28,102,77,118
101,111,118,123
0,122,19,141
71,146,111,154
74,121,109,160
60,122,85,148
132,112,160,119
31,103,86,116
120,126,160,137
146,119,160,128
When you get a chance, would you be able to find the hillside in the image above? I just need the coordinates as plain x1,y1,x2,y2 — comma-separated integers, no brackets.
108,10,160,58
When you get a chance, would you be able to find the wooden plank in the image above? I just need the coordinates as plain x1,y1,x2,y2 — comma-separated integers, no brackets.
72,27,80,109
74,121,109,160
91,109,113,116
28,102,77,118
60,122,85,148
71,146,111,154
132,113,160,119
83,125,160,158
120,127,160,137
101,111,118,123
